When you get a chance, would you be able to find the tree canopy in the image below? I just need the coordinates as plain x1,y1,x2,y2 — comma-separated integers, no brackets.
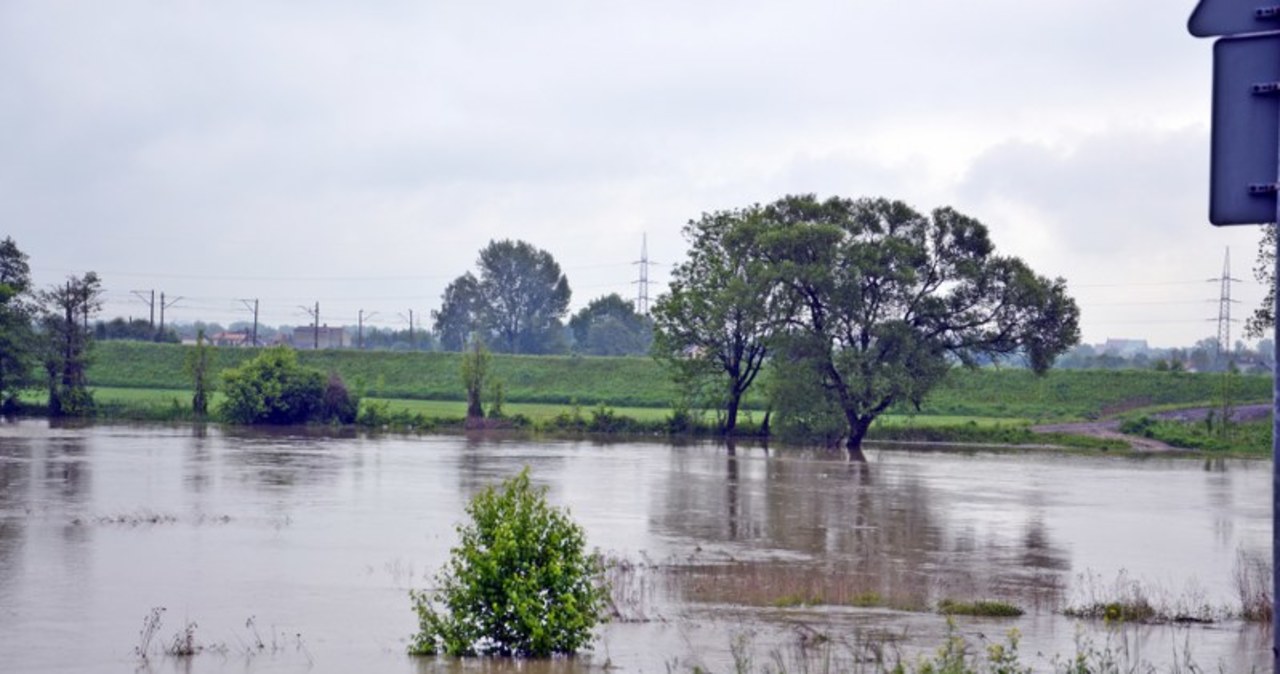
39,271,104,417
433,240,571,354
651,207,782,433
0,237,35,409
433,273,483,352
1246,224,1274,340
569,293,652,356
653,195,1081,451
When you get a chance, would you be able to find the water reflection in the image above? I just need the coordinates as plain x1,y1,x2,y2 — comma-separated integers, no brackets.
222,434,347,490
43,434,91,505
0,421,1269,672
1203,457,1236,549
184,423,213,495
0,434,29,598
655,444,1071,610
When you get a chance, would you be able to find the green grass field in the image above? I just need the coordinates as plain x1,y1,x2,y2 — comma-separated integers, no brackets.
83,387,1036,430
86,341,1270,423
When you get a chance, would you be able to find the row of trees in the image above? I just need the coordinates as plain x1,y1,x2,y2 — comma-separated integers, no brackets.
1054,338,1273,373
431,238,652,356
651,195,1081,452
0,237,103,415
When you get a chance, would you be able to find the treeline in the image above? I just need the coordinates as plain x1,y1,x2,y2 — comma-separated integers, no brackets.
0,237,103,415
93,239,654,357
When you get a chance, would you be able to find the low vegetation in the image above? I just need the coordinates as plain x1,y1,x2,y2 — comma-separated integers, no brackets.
1234,549,1273,623
1061,570,1223,625
134,607,308,663
715,622,1218,674
936,599,1024,618
1120,415,1271,455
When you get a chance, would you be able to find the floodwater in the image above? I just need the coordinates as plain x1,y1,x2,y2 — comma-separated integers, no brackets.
0,420,1271,673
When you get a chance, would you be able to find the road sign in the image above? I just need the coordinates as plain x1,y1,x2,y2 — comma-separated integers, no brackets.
1210,32,1280,225
1189,0,1280,37
1189,7,1280,674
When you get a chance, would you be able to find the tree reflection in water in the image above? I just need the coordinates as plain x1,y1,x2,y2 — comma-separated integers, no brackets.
654,442,1070,612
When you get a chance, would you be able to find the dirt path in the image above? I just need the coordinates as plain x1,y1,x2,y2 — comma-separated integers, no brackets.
1031,403,1271,452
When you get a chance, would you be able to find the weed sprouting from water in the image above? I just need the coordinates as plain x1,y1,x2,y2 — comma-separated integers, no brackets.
707,620,1245,674
1062,570,1222,625
135,607,164,660
603,551,663,622
1233,549,1273,623
165,619,202,657
131,608,306,663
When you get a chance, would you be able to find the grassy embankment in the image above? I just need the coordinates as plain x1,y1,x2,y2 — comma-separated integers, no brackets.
77,341,1272,449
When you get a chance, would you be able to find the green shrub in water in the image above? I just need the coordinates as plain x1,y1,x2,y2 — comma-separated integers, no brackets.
408,468,607,656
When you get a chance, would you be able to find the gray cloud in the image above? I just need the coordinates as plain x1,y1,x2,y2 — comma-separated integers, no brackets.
0,0,1256,344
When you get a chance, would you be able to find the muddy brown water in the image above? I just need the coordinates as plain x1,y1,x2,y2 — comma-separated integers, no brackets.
0,420,1270,672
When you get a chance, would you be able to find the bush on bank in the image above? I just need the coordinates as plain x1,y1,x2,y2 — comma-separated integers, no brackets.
219,347,358,425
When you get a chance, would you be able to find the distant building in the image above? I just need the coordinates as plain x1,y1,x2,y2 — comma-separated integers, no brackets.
1099,338,1149,357
292,325,350,350
209,330,253,348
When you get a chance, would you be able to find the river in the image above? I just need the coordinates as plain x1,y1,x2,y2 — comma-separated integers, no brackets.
0,420,1270,672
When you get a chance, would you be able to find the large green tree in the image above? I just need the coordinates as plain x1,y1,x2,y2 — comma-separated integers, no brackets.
435,240,572,354
760,195,1080,452
651,206,786,434
432,272,482,352
569,293,652,356
0,237,35,410
39,272,103,417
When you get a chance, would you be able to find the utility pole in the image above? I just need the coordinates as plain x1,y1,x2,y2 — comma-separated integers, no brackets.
632,233,656,315
358,309,377,350
239,298,259,346
399,309,416,351
159,292,182,337
131,290,156,329
300,302,320,349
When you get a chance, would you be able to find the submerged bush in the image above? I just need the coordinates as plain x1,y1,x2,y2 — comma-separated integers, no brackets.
218,347,358,425
219,347,325,424
409,468,607,657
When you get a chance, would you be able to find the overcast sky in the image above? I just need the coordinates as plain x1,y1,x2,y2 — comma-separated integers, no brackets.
0,0,1267,348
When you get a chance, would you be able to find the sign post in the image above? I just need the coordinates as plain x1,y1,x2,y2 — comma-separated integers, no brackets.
1188,2,1280,669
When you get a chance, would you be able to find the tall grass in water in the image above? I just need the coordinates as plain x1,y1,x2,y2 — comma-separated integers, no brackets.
669,561,929,612
1233,549,1273,623
713,622,1246,674
1062,570,1221,625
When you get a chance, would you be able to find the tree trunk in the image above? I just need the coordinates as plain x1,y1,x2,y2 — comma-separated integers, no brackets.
724,393,740,435
466,389,484,419
845,414,873,459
